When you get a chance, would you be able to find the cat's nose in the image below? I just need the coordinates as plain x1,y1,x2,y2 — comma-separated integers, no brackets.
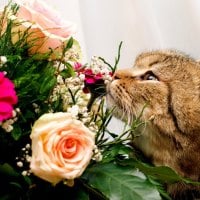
113,73,120,80
113,69,132,79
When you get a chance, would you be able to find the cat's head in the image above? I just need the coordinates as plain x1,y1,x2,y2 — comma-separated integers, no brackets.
107,50,200,135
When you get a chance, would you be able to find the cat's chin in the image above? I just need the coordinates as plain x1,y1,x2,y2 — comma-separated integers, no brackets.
106,93,133,123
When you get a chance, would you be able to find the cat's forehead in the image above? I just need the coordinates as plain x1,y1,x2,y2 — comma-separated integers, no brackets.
130,67,147,76
134,50,193,68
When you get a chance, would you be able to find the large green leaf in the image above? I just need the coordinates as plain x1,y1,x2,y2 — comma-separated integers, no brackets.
82,163,161,200
119,159,184,184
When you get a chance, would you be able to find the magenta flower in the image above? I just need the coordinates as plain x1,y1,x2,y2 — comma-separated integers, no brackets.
84,69,103,84
0,72,18,121
74,62,83,71
74,63,105,94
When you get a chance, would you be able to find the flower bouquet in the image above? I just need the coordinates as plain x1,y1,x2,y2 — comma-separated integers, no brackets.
0,1,192,200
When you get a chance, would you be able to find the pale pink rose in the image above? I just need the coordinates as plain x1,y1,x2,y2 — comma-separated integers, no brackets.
30,112,95,185
13,0,77,58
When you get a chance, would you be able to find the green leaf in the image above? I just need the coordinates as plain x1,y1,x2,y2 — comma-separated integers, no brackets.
24,110,35,120
11,124,22,140
82,163,161,200
23,176,32,185
60,62,75,78
39,74,56,95
66,62,76,76
75,187,89,200
148,178,171,200
9,182,23,190
119,159,183,184
65,37,74,50
102,144,133,163
0,163,19,177
60,69,70,78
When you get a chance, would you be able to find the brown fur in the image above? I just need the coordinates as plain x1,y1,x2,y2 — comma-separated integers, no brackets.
106,50,200,199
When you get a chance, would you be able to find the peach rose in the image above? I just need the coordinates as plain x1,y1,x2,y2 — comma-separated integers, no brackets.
12,0,77,58
30,112,95,185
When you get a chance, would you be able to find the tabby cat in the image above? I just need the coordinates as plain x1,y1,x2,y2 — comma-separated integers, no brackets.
106,50,200,199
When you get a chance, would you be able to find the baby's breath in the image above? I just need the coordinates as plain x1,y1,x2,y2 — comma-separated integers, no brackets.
0,56,7,67
0,108,20,132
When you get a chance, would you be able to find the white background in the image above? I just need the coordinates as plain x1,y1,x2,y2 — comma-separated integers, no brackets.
1,0,200,132
1,0,200,66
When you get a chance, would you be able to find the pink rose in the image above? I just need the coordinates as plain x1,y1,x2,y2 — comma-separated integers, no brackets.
12,0,77,58
30,112,95,185
0,72,18,121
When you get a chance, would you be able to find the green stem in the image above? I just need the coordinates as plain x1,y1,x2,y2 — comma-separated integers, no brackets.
98,138,130,148
68,88,76,105
113,41,123,73
87,93,98,112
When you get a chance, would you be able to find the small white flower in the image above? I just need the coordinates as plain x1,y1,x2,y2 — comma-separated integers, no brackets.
89,126,98,132
79,74,85,81
57,75,64,84
9,14,16,21
2,123,13,132
58,63,66,71
67,105,79,117
22,171,28,176
92,146,103,162
82,118,90,124
82,112,89,118
104,80,110,84
26,155,31,162
12,110,17,118
16,108,21,113
26,144,31,149
34,108,40,113
17,161,23,167
90,122,95,126
0,56,7,64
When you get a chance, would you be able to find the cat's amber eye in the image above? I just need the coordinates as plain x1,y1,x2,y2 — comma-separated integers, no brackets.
142,72,158,81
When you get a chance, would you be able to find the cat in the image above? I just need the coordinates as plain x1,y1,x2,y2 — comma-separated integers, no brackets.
106,50,200,200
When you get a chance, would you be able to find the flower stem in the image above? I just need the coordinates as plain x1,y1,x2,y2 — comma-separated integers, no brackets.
87,93,98,111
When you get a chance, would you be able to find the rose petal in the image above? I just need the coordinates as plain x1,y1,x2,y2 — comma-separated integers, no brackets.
0,88,18,104
0,73,18,121
0,102,13,121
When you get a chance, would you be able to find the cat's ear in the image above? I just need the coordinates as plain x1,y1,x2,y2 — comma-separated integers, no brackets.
170,71,200,135
171,93,200,135
135,51,169,67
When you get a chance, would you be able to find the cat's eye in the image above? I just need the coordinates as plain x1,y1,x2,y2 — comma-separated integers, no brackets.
142,72,158,81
